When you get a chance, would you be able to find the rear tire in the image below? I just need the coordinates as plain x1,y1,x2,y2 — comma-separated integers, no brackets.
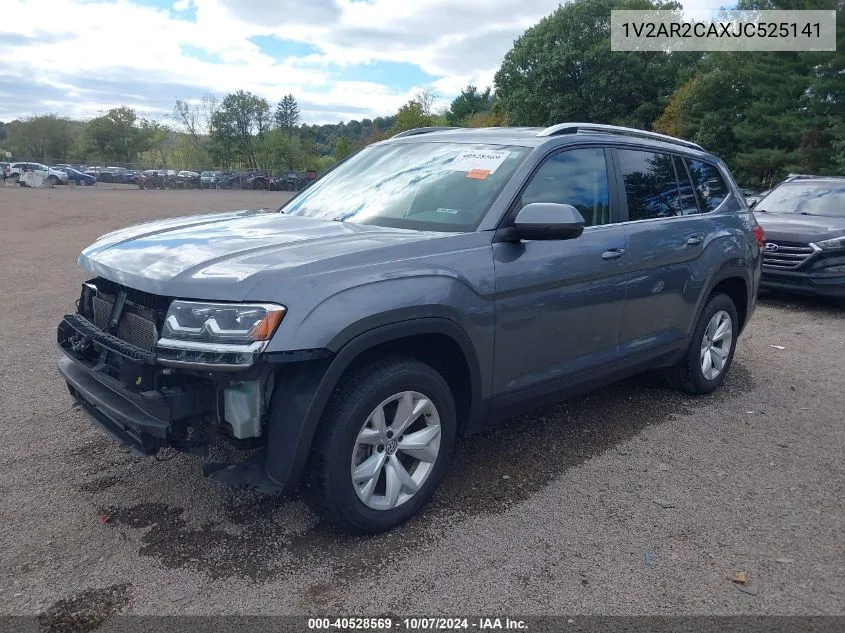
307,356,456,534
667,293,739,394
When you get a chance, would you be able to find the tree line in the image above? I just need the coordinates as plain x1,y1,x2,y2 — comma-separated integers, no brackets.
1,0,842,186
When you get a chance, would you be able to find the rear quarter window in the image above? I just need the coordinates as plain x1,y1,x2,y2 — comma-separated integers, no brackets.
685,159,730,212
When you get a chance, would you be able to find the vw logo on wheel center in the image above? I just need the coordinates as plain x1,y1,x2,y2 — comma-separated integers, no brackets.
385,439,399,455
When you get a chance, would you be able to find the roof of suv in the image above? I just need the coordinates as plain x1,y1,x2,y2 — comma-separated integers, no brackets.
384,123,711,158
782,175,845,183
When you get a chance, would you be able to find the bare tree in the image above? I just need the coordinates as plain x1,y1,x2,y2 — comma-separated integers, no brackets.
415,88,438,117
173,99,202,151
200,94,218,134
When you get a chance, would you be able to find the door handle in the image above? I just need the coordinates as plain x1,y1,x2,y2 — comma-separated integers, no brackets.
601,248,626,260
686,234,704,246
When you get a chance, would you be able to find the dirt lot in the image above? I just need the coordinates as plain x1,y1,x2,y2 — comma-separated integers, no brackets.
0,184,843,619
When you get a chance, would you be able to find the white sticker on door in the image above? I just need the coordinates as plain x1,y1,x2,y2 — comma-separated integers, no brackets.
447,150,509,174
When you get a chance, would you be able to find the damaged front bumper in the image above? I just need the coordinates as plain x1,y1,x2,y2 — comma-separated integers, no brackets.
58,313,217,454
58,306,334,495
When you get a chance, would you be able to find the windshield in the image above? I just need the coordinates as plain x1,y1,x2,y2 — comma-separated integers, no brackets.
758,182,845,218
280,142,530,231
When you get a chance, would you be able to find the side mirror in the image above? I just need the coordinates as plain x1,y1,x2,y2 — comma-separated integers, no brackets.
748,199,758,209
506,203,585,241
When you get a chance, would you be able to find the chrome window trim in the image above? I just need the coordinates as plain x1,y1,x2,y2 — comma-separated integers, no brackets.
614,150,733,225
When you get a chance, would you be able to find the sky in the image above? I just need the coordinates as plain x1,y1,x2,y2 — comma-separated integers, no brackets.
1,0,730,125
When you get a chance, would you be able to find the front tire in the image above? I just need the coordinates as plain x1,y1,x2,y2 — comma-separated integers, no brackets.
307,356,456,534
668,293,739,394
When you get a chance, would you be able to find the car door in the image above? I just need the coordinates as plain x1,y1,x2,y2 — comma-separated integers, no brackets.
614,148,712,367
491,146,628,401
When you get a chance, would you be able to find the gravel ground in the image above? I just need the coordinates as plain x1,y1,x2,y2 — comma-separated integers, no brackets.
0,184,843,619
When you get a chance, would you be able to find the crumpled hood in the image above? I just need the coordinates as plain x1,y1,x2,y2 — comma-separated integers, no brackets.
754,212,845,244
79,209,443,300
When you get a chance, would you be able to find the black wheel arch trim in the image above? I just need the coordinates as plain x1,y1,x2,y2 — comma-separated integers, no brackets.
693,265,752,335
263,316,484,493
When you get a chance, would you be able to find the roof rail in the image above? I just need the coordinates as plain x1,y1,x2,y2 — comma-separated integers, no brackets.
537,122,704,151
391,127,459,139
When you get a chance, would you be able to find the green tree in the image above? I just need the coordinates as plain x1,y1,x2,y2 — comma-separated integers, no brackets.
335,136,351,161
390,91,438,135
446,85,493,125
390,100,431,133
463,109,508,128
258,128,304,171
274,94,301,138
6,115,78,162
494,0,697,128
141,120,170,168
210,90,271,168
658,0,845,184
833,126,845,172
84,107,151,163
0,121,7,143
666,44,845,183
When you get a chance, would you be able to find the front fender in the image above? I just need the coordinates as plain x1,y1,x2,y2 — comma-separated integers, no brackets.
264,316,488,493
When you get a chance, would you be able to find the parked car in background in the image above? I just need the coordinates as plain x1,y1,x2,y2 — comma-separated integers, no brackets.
753,176,845,300
200,171,218,188
62,167,97,186
137,169,176,189
97,167,128,184
245,170,271,190
57,123,761,534
8,162,69,185
176,170,201,189
137,169,153,188
122,170,140,184
271,170,299,191
214,170,244,189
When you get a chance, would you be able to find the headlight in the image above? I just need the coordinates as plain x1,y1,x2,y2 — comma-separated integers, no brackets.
162,301,286,343
814,236,845,250
156,301,286,369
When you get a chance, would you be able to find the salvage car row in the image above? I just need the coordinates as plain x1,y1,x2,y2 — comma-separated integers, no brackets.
136,169,319,191
1,162,318,191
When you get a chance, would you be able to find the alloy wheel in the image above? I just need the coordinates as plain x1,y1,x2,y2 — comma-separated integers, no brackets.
700,310,733,381
350,390,441,511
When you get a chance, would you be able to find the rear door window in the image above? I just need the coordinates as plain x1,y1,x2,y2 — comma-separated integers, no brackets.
617,149,682,221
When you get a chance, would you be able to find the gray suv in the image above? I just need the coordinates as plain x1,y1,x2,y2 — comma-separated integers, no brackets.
57,124,762,533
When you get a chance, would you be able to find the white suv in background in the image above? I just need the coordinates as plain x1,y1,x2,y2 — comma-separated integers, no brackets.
8,162,69,185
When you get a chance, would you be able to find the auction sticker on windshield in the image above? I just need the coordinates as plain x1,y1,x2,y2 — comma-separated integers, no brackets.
448,150,509,174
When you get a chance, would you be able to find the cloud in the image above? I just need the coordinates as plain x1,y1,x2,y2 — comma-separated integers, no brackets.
0,0,566,124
